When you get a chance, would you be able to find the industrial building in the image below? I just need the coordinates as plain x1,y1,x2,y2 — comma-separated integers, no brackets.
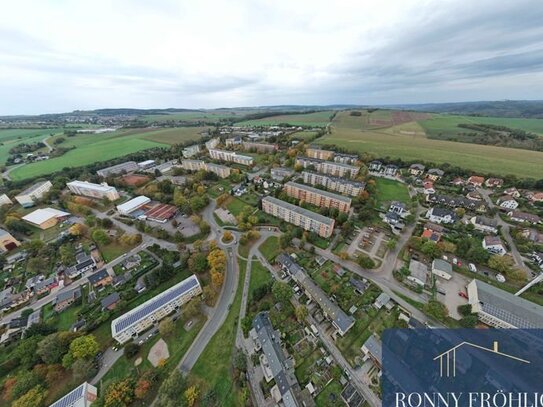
302,171,365,197
111,274,202,343
15,180,53,207
0,229,20,252
284,181,352,213
261,196,335,238
97,161,139,177
116,196,151,216
67,180,120,201
22,208,70,229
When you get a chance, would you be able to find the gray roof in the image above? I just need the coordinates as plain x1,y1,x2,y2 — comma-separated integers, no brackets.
262,196,335,227
55,287,81,304
285,181,352,204
475,216,497,227
88,269,109,285
471,280,543,328
297,156,358,170
432,259,452,274
363,335,382,363
101,292,120,309
374,293,391,308
19,180,51,196
409,260,428,282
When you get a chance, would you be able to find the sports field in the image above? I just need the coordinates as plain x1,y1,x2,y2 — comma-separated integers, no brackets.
316,111,543,178
237,110,334,127
9,127,206,180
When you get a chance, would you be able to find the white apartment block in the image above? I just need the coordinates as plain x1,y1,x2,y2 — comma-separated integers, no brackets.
209,149,254,166
182,144,201,158
243,141,278,153
111,275,202,343
296,157,359,178
261,196,335,238
205,137,220,150
284,181,352,213
302,171,365,197
15,180,53,207
181,160,231,178
181,159,206,172
67,181,120,201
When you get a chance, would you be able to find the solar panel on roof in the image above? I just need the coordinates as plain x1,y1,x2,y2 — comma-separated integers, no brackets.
113,276,198,334
50,383,85,407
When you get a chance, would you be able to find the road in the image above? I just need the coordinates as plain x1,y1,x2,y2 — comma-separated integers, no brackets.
42,135,53,153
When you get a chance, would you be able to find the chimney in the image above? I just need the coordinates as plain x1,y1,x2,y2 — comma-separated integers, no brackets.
493,341,499,352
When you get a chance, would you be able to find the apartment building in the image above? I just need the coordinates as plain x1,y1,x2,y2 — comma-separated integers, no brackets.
302,171,365,197
208,149,254,166
306,147,334,160
181,160,231,178
67,180,120,201
111,274,202,343
181,159,206,172
295,157,359,178
96,161,139,177
15,180,53,207
261,196,335,238
205,137,220,150
284,181,352,213
50,382,97,407
182,144,201,158
243,141,278,153
334,153,358,165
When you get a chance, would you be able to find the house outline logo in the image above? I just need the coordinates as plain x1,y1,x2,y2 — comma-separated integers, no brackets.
433,341,530,377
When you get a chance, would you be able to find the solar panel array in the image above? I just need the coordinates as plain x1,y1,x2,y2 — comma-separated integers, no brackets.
113,275,199,334
50,382,85,407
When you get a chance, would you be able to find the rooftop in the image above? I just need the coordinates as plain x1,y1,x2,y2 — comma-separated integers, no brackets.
18,180,51,196
285,181,352,203
262,196,335,226
67,180,116,192
22,207,70,225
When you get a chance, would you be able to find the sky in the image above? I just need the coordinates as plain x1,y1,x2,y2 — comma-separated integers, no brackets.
1,0,543,114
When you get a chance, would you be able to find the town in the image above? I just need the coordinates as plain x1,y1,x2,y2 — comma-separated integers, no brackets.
0,119,541,407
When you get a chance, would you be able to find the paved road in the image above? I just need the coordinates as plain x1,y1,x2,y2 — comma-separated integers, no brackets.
42,135,53,152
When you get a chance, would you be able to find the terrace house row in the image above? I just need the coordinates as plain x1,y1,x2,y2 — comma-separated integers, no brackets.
426,194,488,213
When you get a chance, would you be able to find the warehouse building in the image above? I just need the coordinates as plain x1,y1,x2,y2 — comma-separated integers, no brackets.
67,180,120,201
0,229,20,252
50,382,97,407
97,161,139,177
261,196,335,238
111,274,202,343
22,208,70,229
15,180,53,207
284,181,352,213
208,149,254,166
302,171,365,197
116,196,151,216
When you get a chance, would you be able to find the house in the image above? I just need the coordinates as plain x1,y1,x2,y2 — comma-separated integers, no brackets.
0,229,21,252
270,167,294,181
101,292,121,311
485,178,504,189
15,180,53,207
421,222,443,242
384,211,402,227
373,292,391,309
423,180,435,195
426,207,457,224
508,211,541,224
65,252,96,279
369,160,382,172
426,168,444,181
408,260,428,286
0,194,13,207
466,191,483,201
389,201,407,215
467,176,485,187
528,191,543,204
498,195,518,210
34,276,58,295
22,208,70,229
521,228,543,244
432,259,453,280
451,177,465,186
409,163,425,177
384,164,399,176
483,236,507,256
470,216,498,234
0,316,28,344
504,187,520,198
361,335,382,369
54,287,82,312
88,269,112,289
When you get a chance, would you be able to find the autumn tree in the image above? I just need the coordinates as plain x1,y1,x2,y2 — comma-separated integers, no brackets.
12,385,47,407
158,317,175,337
134,379,151,399
295,305,308,322
69,223,88,236
104,378,136,407
185,385,199,407
68,335,99,361
222,230,234,243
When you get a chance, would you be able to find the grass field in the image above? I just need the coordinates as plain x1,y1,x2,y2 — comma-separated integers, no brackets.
0,128,64,165
248,261,272,299
142,109,256,123
317,111,543,178
259,236,280,262
237,111,334,127
374,178,410,206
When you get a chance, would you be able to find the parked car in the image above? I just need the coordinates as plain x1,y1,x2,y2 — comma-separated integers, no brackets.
458,291,468,299
468,263,477,273
496,274,506,283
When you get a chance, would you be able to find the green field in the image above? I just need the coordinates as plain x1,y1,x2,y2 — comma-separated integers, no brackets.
0,128,64,165
374,178,410,206
237,111,334,127
317,111,543,178
9,127,206,180
259,236,280,262
248,261,272,299
142,109,256,123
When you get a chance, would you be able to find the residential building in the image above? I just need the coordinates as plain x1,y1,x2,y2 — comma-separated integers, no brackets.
423,180,435,195
144,160,179,174
485,178,504,188
504,187,521,198
373,293,391,309
209,149,254,166
205,137,220,150
296,157,359,178
483,236,507,256
498,195,519,210
470,216,498,234
426,168,444,181
101,292,121,311
409,163,425,177
67,180,120,201
206,163,231,178
111,274,202,343
0,229,20,252
0,194,13,207
306,147,334,160
528,191,543,203
361,335,382,368
432,259,453,280
427,194,487,213
50,382,97,407
276,254,355,336
451,177,465,186
261,196,335,238
15,180,53,207
467,176,485,187
368,160,382,172
225,136,242,147
251,312,309,407
334,153,358,165
34,276,58,295
116,196,151,215
243,141,278,153
0,316,29,344
508,211,541,224
22,208,70,229
182,144,201,158
54,287,82,312
65,252,96,279
302,171,365,197
271,167,294,181
421,222,444,242
467,279,543,328
384,164,399,176
97,161,138,177
389,201,407,215
408,260,428,286
88,269,112,289
181,159,206,172
284,181,352,213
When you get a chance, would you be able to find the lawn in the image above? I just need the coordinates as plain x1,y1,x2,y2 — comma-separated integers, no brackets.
315,379,343,407
237,111,334,127
317,111,543,179
225,196,250,217
140,126,209,144
289,130,320,142
259,236,280,262
98,241,132,262
142,110,255,123
374,178,410,207
191,259,246,407
248,261,272,299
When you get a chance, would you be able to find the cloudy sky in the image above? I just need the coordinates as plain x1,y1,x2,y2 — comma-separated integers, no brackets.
2,0,543,114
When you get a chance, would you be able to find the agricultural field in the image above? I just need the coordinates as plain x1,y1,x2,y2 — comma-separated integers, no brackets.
0,128,64,165
142,109,256,123
237,110,334,127
317,111,543,178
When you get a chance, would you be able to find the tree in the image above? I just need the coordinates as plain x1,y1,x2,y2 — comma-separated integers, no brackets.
272,281,292,304
188,252,208,274
295,305,308,322
357,255,376,269
124,342,140,359
104,378,136,407
10,372,40,401
135,379,151,399
423,300,449,321
185,385,199,407
91,229,110,245
159,318,175,337
457,304,472,317
488,255,514,274
156,370,187,407
69,223,88,236
211,271,224,289
14,336,43,368
72,358,96,381
459,315,478,328
222,230,233,243
37,332,76,364
12,385,47,407
68,335,99,361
